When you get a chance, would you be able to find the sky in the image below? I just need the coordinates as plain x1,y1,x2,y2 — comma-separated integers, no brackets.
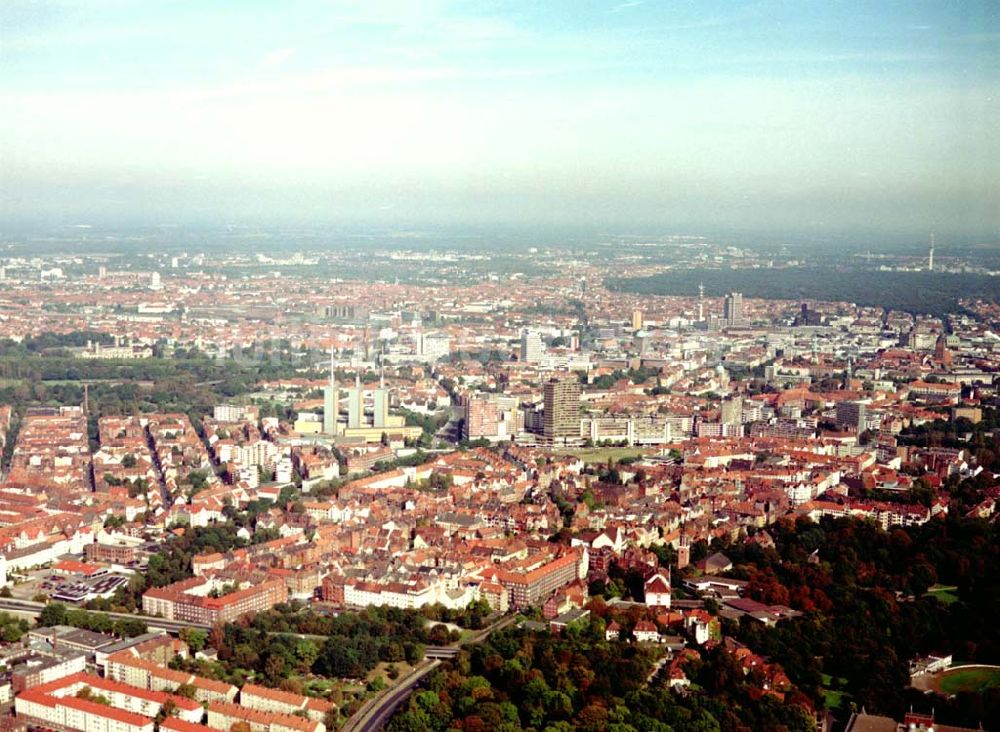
1,0,998,239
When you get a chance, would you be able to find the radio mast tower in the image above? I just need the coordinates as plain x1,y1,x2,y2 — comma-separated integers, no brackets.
928,233,935,272
698,283,705,321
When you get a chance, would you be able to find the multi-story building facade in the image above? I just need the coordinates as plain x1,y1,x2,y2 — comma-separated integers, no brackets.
206,701,323,732
10,651,87,693
16,690,155,732
723,292,745,326
464,394,499,440
520,329,544,363
142,577,288,625
15,672,203,732
493,550,584,609
240,684,332,724
543,378,581,444
106,654,237,705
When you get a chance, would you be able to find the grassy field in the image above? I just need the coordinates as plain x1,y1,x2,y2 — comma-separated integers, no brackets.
937,666,1000,695
925,584,959,605
820,673,848,710
552,447,651,464
822,688,845,709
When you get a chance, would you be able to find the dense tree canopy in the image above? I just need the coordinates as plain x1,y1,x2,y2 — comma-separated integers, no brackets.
608,268,1000,318
389,620,814,732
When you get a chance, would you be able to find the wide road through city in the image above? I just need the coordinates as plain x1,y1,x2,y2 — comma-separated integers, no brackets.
0,597,212,631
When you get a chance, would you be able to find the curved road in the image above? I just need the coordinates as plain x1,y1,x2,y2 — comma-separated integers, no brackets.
343,613,518,732
342,660,441,732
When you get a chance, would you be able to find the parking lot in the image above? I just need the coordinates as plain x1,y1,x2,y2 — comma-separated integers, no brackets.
7,566,131,604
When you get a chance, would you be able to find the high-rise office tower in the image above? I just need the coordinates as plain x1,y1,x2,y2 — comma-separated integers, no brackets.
421,333,451,362
464,394,499,439
634,331,649,356
373,360,388,429
373,388,389,429
836,400,868,434
520,329,544,363
323,350,338,435
347,374,363,429
720,397,743,426
723,292,744,326
543,378,581,443
632,309,644,331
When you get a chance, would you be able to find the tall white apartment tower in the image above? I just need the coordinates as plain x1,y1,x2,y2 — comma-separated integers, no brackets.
520,329,544,363
348,373,363,429
323,349,338,435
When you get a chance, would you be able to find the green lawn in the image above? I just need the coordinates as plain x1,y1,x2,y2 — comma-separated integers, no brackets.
552,447,650,464
822,689,845,709
302,677,335,697
820,673,849,710
925,584,959,605
937,666,1000,695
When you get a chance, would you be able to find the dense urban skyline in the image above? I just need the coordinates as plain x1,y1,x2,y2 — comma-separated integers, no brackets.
2,5,1000,732
2,0,998,236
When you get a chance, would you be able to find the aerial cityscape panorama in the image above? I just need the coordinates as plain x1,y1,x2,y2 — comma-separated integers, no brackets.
1,2,999,732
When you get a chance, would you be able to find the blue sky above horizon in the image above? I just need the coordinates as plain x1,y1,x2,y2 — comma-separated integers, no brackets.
1,0,998,239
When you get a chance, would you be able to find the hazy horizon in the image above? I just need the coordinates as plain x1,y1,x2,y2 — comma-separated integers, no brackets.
2,0,998,239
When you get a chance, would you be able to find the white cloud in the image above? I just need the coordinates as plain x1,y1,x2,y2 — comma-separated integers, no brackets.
609,1,643,13
260,47,297,67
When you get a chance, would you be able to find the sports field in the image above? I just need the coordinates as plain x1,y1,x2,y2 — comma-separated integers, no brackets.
924,584,959,605
552,447,651,464
935,666,1000,695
